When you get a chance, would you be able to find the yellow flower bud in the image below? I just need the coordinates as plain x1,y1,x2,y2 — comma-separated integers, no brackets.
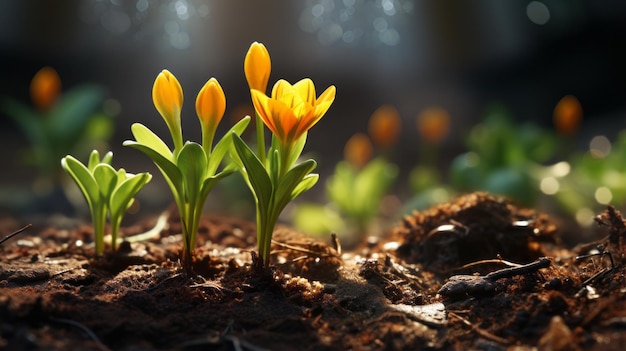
417,107,450,144
153,70,183,122
553,95,582,136
30,66,61,111
196,78,226,154
152,70,183,150
196,78,226,129
344,133,373,169
368,105,401,149
244,42,271,93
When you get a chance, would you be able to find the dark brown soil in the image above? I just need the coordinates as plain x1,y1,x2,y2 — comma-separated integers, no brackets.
2,192,626,350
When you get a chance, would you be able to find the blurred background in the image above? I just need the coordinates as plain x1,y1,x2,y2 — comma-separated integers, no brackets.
2,0,626,231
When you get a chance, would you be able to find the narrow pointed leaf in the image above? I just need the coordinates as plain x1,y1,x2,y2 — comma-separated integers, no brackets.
125,123,174,162
232,133,272,211
93,163,118,203
110,173,152,219
207,116,251,175
274,159,317,213
61,155,100,208
177,142,207,205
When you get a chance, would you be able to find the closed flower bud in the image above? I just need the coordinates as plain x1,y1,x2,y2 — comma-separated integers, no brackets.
344,133,373,169
417,107,450,144
368,105,401,149
553,95,582,136
244,42,271,93
30,67,61,111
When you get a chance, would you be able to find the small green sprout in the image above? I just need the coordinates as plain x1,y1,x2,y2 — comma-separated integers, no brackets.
61,150,152,255
123,70,250,270
293,133,397,243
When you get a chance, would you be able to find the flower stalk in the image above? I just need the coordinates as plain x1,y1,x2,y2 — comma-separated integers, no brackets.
233,43,336,267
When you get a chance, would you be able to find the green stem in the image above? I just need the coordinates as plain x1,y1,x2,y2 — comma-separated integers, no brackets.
92,205,107,256
255,112,266,164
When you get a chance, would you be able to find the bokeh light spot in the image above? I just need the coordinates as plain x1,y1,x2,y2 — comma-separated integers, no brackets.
595,187,613,205
527,1,550,25
590,135,611,158
540,177,559,195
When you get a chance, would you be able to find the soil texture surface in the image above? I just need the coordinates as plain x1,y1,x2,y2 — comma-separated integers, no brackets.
2,192,626,350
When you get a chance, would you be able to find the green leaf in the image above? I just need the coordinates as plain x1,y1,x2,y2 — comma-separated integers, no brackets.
93,163,118,204
207,116,250,176
292,173,319,200
177,142,207,205
87,150,101,170
61,155,100,209
274,159,317,213
125,123,174,162
110,173,152,219
0,98,46,148
45,85,105,142
232,132,272,210
287,132,308,168
124,139,183,199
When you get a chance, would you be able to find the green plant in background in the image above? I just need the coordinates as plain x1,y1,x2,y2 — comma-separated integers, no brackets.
233,42,336,267
293,132,397,244
405,106,453,211
2,67,113,191
293,106,401,244
61,150,151,255
123,70,250,270
450,104,558,206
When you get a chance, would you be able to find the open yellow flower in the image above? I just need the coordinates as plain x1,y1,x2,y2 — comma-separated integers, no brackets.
30,66,61,111
196,77,226,154
152,69,184,150
251,78,335,146
244,42,271,93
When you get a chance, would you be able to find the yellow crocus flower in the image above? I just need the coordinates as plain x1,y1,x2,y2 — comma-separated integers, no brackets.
251,78,336,146
196,77,226,155
244,42,271,93
30,66,61,111
152,70,184,151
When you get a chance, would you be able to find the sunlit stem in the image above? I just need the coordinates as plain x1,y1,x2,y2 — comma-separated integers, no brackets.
92,205,107,256
256,206,279,267
110,217,121,252
255,112,266,164
201,123,215,159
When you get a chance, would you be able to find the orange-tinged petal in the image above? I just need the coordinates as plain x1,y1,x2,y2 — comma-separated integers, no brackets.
30,66,61,110
251,89,282,137
244,42,271,93
196,77,226,128
152,69,183,123
368,105,401,148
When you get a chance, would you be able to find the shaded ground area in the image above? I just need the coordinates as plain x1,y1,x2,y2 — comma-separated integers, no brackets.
1,192,626,350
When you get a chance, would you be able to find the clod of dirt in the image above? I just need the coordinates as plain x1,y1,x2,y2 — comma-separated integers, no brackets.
391,192,558,274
